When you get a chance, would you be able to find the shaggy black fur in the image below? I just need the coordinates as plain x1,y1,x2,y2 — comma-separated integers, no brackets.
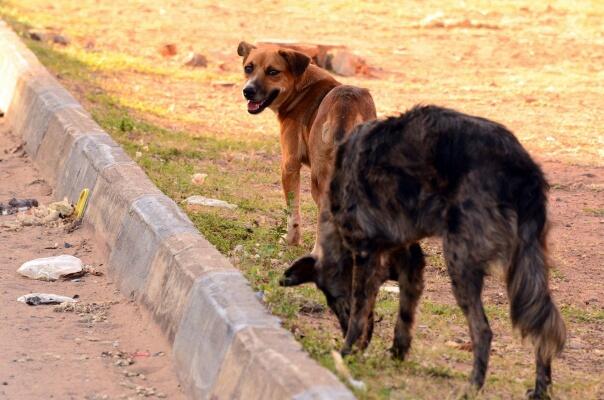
281,105,566,398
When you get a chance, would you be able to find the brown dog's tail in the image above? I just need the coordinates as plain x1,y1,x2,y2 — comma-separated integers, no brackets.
507,217,566,362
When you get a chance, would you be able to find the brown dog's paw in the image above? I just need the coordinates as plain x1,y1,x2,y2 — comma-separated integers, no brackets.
286,225,302,246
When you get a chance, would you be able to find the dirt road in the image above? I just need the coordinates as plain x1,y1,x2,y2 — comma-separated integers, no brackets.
0,120,184,399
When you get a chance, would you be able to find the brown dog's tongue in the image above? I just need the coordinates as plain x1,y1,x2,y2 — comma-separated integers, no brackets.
247,100,261,111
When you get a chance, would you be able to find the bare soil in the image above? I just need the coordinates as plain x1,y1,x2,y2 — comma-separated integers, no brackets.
0,121,184,400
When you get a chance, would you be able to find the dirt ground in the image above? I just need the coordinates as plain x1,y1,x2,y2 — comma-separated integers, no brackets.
0,121,184,399
0,0,602,398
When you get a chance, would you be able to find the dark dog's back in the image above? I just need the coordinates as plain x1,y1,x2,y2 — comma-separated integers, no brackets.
331,105,548,242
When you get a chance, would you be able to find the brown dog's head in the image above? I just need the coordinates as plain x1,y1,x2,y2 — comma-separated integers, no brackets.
237,41,311,114
279,210,353,334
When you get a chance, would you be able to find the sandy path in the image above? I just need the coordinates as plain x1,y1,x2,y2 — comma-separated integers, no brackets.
0,120,185,399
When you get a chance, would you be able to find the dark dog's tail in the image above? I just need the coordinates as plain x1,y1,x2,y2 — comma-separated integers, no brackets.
506,182,566,362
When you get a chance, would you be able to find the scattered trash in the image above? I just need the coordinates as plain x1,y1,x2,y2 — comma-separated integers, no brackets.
17,254,83,281
0,197,38,215
73,188,90,220
184,195,237,209
61,264,104,281
331,350,366,391
191,173,208,186
44,242,59,249
15,199,74,226
65,219,83,233
184,52,208,68
159,43,178,58
18,293,77,305
64,242,73,248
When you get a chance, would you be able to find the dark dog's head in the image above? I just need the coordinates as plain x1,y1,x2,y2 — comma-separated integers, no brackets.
237,41,311,114
279,211,353,334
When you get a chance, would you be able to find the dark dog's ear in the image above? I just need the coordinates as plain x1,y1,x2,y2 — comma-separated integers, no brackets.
237,41,256,58
278,50,311,77
279,255,317,286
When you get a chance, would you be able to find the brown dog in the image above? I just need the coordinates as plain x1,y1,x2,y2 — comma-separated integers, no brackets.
237,41,376,249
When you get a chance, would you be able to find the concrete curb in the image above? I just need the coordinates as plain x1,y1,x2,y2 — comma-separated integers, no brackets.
0,20,355,400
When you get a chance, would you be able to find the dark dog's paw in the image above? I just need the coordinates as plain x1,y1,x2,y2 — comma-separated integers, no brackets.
450,384,480,400
340,345,353,357
389,345,409,360
526,388,551,400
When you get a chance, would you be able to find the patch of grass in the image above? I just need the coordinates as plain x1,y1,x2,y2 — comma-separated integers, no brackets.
560,304,604,323
583,207,604,217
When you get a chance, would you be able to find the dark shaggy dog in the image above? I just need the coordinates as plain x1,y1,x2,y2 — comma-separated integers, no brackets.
281,105,566,398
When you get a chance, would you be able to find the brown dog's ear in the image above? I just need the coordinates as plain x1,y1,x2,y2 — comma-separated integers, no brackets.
279,255,317,286
278,50,311,77
237,41,256,58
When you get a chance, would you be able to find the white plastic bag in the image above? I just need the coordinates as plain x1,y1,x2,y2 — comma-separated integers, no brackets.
17,255,83,281
17,293,77,305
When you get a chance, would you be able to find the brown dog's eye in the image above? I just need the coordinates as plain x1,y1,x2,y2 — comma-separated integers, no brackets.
267,68,280,76
244,64,253,74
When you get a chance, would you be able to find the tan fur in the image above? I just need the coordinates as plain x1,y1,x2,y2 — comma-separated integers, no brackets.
238,42,376,248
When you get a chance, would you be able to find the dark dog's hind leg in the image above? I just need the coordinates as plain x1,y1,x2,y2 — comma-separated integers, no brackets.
445,241,493,390
342,251,383,356
526,355,552,399
392,243,425,359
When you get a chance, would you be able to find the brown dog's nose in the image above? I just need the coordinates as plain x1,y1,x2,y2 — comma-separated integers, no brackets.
243,86,256,100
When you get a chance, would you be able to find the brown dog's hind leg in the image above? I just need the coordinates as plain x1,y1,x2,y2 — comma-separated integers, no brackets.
392,243,425,359
342,251,383,356
445,241,492,390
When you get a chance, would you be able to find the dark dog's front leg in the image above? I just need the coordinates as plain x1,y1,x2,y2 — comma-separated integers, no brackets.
342,251,382,356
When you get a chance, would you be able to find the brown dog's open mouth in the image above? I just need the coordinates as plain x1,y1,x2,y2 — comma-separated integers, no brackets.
247,89,279,114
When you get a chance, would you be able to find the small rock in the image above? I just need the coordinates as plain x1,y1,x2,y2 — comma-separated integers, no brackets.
330,50,364,77
160,43,178,58
184,52,208,68
191,173,207,186
184,195,237,209
52,34,69,46
28,30,49,41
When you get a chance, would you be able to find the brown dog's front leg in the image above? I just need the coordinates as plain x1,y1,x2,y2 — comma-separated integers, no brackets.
342,251,382,356
281,160,302,246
